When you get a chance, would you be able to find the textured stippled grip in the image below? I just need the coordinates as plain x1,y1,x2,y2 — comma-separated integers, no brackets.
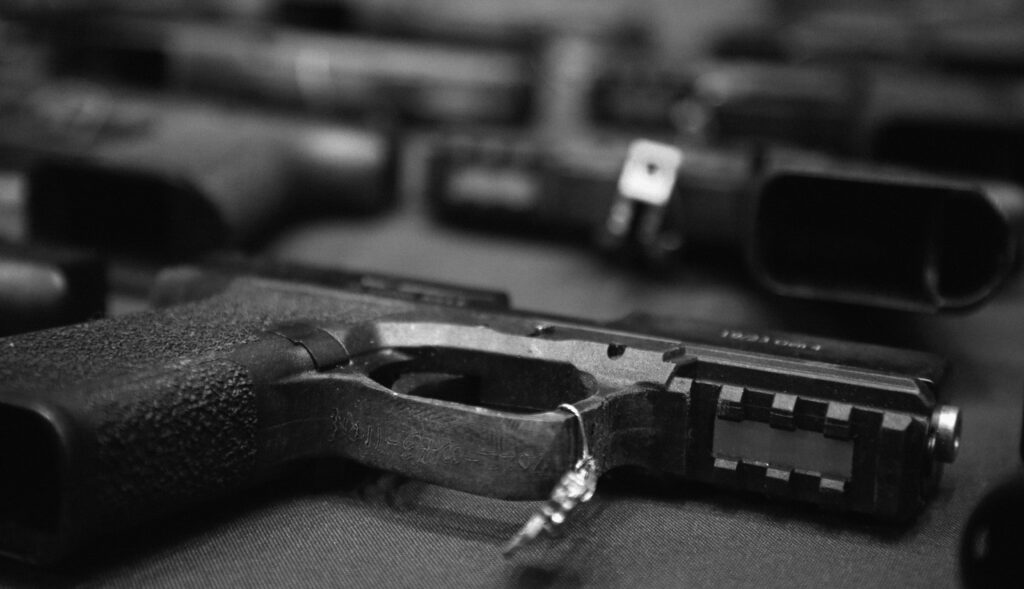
86,357,259,531
0,317,263,563
0,275,414,563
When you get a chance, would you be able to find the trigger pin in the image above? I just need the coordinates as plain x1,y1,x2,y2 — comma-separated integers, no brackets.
558,402,591,461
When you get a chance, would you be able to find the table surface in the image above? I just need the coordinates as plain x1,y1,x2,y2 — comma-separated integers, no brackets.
1,174,1021,588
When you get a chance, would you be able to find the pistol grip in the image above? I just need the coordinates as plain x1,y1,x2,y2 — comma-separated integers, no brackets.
0,354,265,564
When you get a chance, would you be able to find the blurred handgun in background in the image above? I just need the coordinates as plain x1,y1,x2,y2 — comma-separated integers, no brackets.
426,132,1023,313
0,80,393,260
3,0,1024,317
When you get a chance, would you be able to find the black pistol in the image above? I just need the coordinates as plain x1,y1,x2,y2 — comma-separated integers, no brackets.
0,80,394,259
426,131,1022,312
0,258,960,564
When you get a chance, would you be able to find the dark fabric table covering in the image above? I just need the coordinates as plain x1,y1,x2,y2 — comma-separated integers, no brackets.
2,192,1021,588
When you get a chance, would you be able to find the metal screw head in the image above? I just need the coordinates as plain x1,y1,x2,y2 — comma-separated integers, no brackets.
931,405,962,463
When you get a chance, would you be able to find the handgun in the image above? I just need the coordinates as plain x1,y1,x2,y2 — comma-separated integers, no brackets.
592,61,1024,185
34,15,534,124
426,131,1023,312
0,79,393,259
0,258,961,564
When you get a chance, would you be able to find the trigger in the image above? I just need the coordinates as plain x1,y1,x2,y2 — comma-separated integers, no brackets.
390,372,480,405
